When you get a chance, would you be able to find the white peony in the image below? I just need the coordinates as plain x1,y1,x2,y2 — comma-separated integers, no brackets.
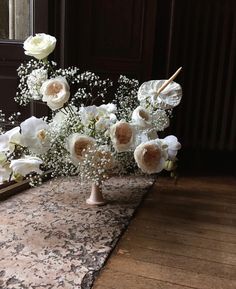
40,77,70,110
162,135,181,160
138,80,182,109
27,68,48,100
23,33,56,60
134,140,168,174
66,133,96,164
10,156,43,177
110,120,135,152
0,127,21,152
132,106,151,128
20,116,50,154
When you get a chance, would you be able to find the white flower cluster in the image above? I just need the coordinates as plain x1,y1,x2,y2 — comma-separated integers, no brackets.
27,68,48,100
0,33,182,187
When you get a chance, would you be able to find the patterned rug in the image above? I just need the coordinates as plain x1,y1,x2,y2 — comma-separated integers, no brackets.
0,175,154,289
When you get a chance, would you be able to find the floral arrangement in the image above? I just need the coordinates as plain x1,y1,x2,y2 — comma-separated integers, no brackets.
0,33,182,202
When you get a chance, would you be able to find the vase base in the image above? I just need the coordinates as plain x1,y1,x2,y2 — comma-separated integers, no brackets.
86,198,107,206
87,182,107,206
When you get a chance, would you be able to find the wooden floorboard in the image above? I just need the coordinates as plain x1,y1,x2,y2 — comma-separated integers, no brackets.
92,176,236,289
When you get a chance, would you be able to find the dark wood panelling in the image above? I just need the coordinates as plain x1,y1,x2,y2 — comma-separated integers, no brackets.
66,0,157,81
0,43,30,119
163,0,236,152
91,0,144,60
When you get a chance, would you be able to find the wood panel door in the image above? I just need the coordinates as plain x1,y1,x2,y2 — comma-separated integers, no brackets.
65,0,157,82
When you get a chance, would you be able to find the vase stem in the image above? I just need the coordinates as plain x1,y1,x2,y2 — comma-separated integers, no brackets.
86,183,106,205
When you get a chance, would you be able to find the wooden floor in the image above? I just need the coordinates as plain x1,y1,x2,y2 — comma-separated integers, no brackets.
93,176,236,289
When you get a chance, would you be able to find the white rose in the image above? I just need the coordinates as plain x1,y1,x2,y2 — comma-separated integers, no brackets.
20,116,50,154
23,33,56,60
138,80,182,109
0,127,21,152
41,77,70,110
66,133,96,164
110,120,135,152
134,140,168,174
10,156,43,177
162,135,181,160
132,106,151,128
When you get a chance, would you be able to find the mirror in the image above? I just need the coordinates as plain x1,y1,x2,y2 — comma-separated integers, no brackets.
0,0,33,41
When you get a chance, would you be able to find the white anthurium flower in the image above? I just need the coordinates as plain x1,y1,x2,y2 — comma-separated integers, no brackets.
27,68,48,100
134,139,168,174
110,120,135,152
162,135,181,160
138,80,182,110
0,127,21,152
152,109,170,131
66,133,96,164
132,106,152,128
20,116,50,154
10,156,43,177
23,33,56,60
40,77,70,110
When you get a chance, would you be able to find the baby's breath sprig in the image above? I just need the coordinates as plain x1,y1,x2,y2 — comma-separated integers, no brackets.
114,75,139,121
77,147,113,186
113,151,138,175
15,59,57,106
71,71,113,107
